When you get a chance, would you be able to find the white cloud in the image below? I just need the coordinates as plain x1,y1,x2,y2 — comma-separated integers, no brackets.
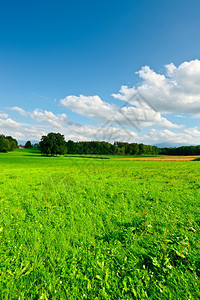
60,94,181,129
60,95,114,120
175,115,183,118
30,109,72,128
1,106,139,143
0,113,8,118
0,115,138,143
2,59,200,146
142,127,200,145
0,117,47,140
0,118,21,129
62,123,138,143
8,107,72,129
183,127,200,138
8,106,28,116
0,106,199,145
112,59,200,115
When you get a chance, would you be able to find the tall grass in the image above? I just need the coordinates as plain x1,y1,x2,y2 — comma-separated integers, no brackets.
0,150,200,299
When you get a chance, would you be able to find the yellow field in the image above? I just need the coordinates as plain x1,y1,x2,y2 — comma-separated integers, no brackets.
115,156,199,161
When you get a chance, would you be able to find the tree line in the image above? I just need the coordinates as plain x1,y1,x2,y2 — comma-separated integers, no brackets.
64,141,200,156
37,133,160,156
1,132,200,156
38,133,200,156
65,140,160,155
0,135,18,152
159,145,200,156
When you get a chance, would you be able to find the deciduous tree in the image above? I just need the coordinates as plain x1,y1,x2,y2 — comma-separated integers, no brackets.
39,132,67,156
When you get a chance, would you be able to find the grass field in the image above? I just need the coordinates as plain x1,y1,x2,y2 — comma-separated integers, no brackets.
0,150,200,299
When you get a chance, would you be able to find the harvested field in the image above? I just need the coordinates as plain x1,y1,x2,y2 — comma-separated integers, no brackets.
115,155,200,161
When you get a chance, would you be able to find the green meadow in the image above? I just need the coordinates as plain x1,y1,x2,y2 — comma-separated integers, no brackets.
0,150,200,299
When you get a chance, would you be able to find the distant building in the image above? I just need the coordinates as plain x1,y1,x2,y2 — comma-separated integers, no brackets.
18,145,24,149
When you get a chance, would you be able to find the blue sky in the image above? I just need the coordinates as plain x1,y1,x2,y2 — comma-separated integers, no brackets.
1,0,200,146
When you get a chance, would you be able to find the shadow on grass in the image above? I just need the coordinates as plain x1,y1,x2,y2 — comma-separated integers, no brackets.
65,155,110,159
22,154,44,157
21,154,110,159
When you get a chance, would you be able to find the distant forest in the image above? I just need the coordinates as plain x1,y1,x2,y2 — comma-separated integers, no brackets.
64,140,200,156
65,140,160,155
1,133,200,156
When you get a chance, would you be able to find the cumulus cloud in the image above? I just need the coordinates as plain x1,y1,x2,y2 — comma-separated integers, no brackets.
0,113,138,143
60,95,114,120
1,106,139,143
0,118,21,129
112,59,200,115
0,107,73,141
60,94,181,129
2,108,73,137
30,109,72,128
2,59,200,146
63,123,138,143
0,117,47,140
142,127,200,145
8,106,72,129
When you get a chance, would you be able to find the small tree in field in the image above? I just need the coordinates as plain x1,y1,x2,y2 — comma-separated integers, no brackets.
39,132,67,156
24,141,32,148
